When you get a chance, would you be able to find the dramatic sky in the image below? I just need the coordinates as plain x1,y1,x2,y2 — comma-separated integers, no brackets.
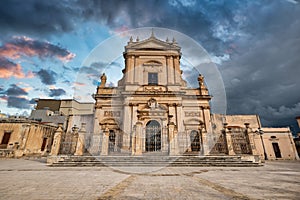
0,0,299,134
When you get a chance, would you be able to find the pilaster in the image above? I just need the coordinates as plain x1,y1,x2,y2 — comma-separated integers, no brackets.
201,127,210,155
224,123,235,155
169,122,178,155
173,56,181,84
126,56,134,84
122,104,132,151
50,123,64,156
245,123,258,155
74,123,86,156
134,122,143,155
100,128,109,156
71,126,79,155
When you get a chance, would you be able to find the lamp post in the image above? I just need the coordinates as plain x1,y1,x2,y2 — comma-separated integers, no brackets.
256,128,268,160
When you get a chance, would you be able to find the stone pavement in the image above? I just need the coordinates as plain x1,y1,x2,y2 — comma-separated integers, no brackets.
0,159,299,200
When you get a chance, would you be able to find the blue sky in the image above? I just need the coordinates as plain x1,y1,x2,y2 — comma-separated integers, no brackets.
0,0,299,134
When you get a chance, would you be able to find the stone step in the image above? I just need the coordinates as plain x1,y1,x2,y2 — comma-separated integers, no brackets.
50,162,260,167
47,155,262,167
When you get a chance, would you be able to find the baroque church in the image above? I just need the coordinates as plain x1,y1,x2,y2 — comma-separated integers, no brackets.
93,32,213,156
1,33,298,164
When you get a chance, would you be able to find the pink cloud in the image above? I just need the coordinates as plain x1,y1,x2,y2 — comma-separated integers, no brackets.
73,82,86,86
0,57,34,79
0,36,75,62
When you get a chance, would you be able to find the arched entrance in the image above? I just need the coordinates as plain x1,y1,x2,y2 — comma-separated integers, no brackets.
145,120,161,152
190,130,201,151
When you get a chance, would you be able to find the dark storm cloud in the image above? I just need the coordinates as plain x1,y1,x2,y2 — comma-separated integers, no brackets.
0,36,75,61
0,0,243,54
1,84,28,96
0,0,79,38
49,88,66,97
220,1,300,129
7,96,31,109
36,69,57,85
1,0,299,131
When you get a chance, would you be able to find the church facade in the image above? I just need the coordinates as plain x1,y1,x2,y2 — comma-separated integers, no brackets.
92,33,252,157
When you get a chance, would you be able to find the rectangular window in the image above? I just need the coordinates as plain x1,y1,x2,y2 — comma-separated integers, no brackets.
0,131,11,149
272,143,282,158
148,73,158,85
41,138,47,151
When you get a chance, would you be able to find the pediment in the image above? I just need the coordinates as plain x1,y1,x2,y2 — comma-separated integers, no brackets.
131,40,170,50
126,37,180,51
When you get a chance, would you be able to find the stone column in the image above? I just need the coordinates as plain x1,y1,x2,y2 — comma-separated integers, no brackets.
71,126,79,155
176,104,183,154
173,56,181,84
101,127,109,156
245,123,258,155
173,126,179,155
202,107,211,132
224,123,235,155
131,125,136,155
20,123,30,150
169,122,176,155
75,123,86,156
50,123,64,156
126,56,134,84
114,130,119,152
186,130,191,152
162,126,168,154
201,125,210,155
122,104,132,151
167,56,174,84
135,122,143,155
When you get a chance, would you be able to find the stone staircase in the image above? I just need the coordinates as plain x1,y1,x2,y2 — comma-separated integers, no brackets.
47,155,262,167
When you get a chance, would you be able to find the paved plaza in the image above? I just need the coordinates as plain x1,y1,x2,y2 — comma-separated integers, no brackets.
0,159,299,200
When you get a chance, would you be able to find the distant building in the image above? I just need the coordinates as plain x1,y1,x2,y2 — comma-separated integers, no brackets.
0,112,7,119
258,127,298,160
294,116,300,157
0,117,56,157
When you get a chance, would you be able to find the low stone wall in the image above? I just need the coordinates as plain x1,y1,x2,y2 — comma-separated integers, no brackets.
0,149,14,158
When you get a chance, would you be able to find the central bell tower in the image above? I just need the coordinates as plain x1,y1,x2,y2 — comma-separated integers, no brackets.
118,31,185,92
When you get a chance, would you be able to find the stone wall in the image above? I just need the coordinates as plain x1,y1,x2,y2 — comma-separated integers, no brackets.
0,119,57,158
256,127,299,160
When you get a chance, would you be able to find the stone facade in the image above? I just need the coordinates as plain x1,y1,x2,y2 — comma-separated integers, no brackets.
92,33,213,156
294,116,300,157
256,127,299,160
0,117,56,158
88,33,298,160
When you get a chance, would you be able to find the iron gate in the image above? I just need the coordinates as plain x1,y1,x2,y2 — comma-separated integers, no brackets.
145,120,161,152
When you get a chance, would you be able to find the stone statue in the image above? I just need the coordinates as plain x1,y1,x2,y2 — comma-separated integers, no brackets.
148,98,157,109
100,73,107,87
198,74,204,86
